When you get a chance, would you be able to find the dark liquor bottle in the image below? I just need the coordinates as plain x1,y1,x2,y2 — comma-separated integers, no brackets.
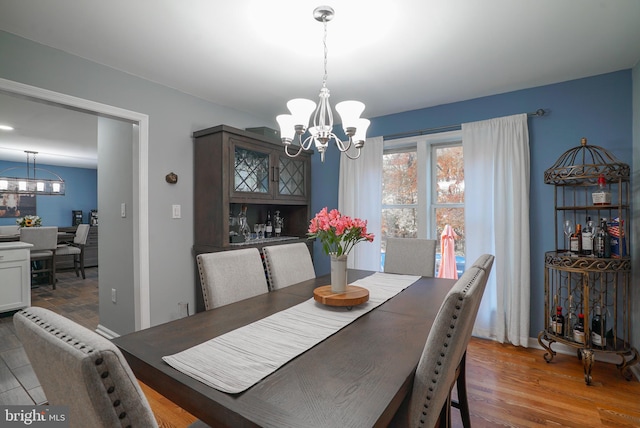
573,313,585,344
569,224,582,255
265,210,273,238
565,296,575,339
594,219,611,258
581,217,594,256
552,306,564,336
591,305,606,349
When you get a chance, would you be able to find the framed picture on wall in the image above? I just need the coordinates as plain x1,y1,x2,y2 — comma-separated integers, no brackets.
0,193,37,218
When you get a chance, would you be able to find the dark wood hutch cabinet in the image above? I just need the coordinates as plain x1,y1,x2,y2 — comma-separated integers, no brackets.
192,125,312,311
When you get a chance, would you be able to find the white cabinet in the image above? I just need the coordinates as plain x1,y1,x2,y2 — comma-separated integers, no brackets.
0,242,32,313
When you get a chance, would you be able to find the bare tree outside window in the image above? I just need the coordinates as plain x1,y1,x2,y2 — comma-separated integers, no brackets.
434,145,465,256
381,151,417,251
381,139,465,274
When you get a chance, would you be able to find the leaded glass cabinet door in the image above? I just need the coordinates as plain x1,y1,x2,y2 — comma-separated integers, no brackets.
276,154,309,201
232,143,272,199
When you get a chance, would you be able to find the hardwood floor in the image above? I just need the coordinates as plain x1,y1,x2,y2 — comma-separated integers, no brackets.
1,270,638,427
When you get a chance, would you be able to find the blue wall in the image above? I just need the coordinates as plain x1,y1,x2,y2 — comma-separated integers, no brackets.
310,70,633,338
0,160,97,227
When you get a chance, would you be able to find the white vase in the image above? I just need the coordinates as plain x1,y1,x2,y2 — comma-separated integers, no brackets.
330,253,348,293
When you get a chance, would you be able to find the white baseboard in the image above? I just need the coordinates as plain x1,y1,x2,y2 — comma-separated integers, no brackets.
96,323,120,339
527,336,639,382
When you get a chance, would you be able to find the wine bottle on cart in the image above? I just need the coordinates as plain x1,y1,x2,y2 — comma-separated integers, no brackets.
553,306,564,336
573,313,586,344
581,217,594,256
594,219,611,258
565,296,575,339
591,305,606,349
569,224,582,255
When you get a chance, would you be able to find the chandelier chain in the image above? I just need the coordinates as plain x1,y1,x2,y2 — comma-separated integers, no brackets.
322,19,329,87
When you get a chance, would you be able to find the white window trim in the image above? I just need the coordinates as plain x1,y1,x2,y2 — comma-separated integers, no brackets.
384,129,462,240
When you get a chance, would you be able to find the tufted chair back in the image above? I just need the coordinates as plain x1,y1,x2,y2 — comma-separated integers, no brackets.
384,238,438,277
13,307,159,428
404,254,494,428
196,248,269,310
262,243,316,290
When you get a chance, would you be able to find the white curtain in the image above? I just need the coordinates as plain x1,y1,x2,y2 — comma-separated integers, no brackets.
462,114,530,347
338,136,383,271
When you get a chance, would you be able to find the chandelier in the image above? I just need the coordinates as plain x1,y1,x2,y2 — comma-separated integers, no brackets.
0,151,66,195
276,6,369,163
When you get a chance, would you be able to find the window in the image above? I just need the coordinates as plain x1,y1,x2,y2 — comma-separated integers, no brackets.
381,131,464,275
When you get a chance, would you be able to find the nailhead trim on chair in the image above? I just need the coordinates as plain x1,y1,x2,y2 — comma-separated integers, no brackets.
416,269,482,428
19,309,136,427
196,258,212,310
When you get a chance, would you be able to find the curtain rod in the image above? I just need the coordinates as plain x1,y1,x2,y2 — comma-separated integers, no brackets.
383,108,546,140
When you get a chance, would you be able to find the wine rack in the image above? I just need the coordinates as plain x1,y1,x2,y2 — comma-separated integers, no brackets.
537,138,638,384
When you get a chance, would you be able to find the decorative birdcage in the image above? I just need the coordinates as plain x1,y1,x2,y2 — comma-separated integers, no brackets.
543,137,630,185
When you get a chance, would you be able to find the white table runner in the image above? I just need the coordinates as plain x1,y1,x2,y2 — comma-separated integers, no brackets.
162,272,420,393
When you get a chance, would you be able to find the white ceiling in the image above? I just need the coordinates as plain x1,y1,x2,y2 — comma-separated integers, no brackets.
1,0,640,168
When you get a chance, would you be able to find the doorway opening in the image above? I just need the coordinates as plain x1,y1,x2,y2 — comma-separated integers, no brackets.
0,77,150,334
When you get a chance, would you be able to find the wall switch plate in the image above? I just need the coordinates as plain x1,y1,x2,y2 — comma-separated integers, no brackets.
111,288,117,303
172,204,181,219
121,203,126,218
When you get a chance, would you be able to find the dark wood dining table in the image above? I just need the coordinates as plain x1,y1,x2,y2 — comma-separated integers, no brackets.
112,270,456,428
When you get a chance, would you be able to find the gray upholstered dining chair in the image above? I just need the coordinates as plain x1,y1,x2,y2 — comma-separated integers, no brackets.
384,237,438,277
0,224,20,235
196,248,269,310
390,254,494,428
262,242,316,290
20,226,58,288
13,306,159,428
56,224,91,279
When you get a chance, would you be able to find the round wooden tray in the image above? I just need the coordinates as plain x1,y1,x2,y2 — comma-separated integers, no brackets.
313,285,369,309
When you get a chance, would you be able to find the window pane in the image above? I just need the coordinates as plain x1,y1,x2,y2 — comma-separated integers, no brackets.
383,151,417,204
381,207,417,248
435,207,465,276
434,146,464,203
234,147,269,193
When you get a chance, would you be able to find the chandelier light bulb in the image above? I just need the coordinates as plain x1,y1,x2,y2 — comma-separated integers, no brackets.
276,114,297,141
286,98,316,129
352,119,370,144
335,100,365,131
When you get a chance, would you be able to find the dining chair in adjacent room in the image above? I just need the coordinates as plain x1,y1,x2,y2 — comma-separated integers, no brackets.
390,254,494,428
0,225,20,235
56,224,91,279
262,242,316,290
384,237,438,277
196,248,269,310
13,307,210,428
20,226,59,289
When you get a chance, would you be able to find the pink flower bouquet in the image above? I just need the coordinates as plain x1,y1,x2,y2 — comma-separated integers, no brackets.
308,207,374,256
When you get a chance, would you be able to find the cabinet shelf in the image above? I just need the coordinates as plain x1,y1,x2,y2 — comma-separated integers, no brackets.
554,204,630,211
544,252,630,272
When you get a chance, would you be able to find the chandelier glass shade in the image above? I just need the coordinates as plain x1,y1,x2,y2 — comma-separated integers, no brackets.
276,6,369,163
0,151,65,195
